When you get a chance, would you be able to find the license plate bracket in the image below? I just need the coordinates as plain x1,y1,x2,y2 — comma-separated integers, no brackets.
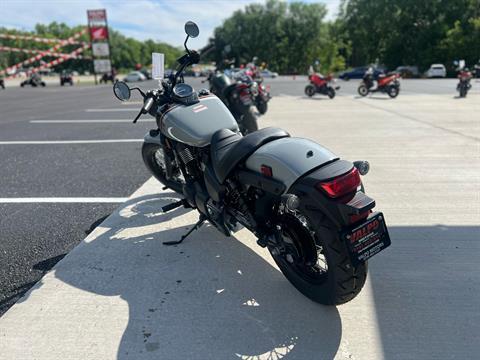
341,212,391,266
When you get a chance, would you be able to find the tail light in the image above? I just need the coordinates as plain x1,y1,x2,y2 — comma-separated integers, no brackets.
316,167,361,198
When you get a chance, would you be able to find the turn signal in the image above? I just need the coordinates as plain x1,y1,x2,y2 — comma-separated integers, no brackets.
316,168,361,198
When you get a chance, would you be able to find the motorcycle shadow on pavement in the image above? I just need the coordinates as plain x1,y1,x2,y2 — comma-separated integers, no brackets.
47,191,342,359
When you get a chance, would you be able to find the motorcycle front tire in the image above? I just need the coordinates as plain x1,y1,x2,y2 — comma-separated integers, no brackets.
241,107,259,134
459,86,467,98
141,142,183,194
256,100,268,115
327,87,336,99
387,86,399,98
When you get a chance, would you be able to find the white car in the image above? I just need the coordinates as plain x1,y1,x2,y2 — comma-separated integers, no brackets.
124,71,147,82
260,69,279,78
426,64,446,78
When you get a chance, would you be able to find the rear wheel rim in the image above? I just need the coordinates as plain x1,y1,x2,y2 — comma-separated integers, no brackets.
359,85,368,96
275,215,329,284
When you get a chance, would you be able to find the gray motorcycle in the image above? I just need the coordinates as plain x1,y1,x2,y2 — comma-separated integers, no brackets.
113,21,391,305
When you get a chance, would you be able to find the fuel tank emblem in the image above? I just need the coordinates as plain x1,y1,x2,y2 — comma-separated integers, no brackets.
192,104,208,113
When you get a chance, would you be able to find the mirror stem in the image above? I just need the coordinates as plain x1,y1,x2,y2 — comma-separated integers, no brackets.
184,35,191,55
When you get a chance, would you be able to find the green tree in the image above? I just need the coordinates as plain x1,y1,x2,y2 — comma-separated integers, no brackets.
338,0,480,70
211,0,345,74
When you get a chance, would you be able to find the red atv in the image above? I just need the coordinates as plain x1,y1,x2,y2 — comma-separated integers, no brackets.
305,73,339,99
358,71,401,98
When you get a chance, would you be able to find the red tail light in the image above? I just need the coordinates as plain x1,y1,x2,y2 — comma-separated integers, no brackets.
316,168,361,198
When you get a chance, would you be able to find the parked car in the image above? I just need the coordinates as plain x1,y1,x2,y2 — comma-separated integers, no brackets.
260,69,279,78
123,71,147,82
426,64,447,78
339,67,384,80
395,66,420,78
139,69,152,79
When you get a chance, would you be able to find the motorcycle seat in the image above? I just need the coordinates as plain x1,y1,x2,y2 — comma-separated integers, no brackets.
210,127,290,183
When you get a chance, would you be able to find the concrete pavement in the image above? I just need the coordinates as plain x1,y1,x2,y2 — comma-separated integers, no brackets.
1,91,479,359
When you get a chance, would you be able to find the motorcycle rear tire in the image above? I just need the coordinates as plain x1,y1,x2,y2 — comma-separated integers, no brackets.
268,212,368,305
141,142,184,194
459,87,467,98
305,85,316,97
357,84,368,97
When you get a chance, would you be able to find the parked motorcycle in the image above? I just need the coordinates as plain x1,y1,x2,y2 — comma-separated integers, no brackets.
305,73,340,98
112,21,391,305
235,69,271,115
100,73,116,84
205,71,259,134
358,68,400,98
20,74,46,87
457,68,472,98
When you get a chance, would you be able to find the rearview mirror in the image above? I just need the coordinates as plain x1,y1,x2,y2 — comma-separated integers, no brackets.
184,21,199,38
113,81,131,101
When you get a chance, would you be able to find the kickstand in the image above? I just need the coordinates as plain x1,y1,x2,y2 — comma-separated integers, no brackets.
163,215,207,246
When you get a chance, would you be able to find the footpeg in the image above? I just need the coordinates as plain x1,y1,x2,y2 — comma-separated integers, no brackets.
162,199,186,213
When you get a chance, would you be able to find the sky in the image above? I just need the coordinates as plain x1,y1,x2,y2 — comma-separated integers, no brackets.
0,0,341,48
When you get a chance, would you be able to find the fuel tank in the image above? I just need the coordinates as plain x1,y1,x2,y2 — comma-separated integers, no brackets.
159,95,239,147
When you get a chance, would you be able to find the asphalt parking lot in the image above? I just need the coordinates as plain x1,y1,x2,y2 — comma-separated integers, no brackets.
0,78,479,359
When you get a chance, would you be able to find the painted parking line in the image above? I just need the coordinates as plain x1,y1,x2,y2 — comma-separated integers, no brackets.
0,139,143,145
121,101,144,105
30,119,154,123
85,108,138,112
0,197,129,203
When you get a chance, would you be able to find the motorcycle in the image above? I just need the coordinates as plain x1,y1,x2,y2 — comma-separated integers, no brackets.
305,73,340,99
20,74,46,87
0,78,5,90
457,68,472,98
235,69,271,115
358,70,400,98
112,21,392,305
204,70,259,134
241,66,271,115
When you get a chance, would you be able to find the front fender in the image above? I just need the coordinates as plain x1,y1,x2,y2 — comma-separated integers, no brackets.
244,137,338,191
144,129,161,145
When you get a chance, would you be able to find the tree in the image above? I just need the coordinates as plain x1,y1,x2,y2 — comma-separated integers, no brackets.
338,0,480,70
211,0,345,74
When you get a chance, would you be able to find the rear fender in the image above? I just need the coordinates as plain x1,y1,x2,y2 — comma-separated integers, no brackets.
245,137,338,192
288,161,376,229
